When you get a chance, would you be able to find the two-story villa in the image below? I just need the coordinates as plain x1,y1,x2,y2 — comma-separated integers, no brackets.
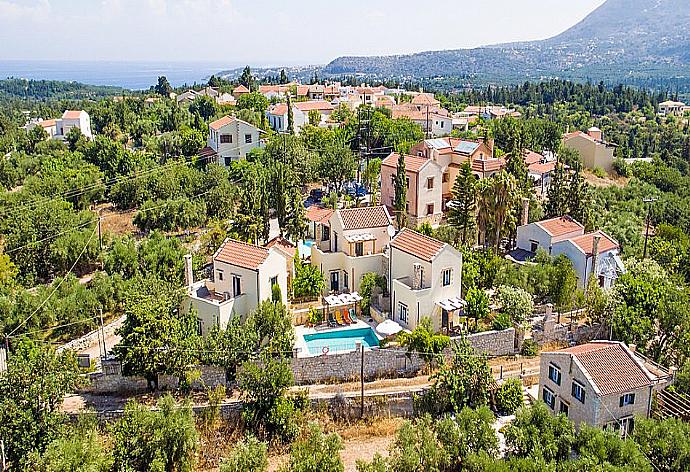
184,239,289,335
205,116,263,166
389,229,464,333
310,206,394,294
380,153,444,228
514,216,624,288
539,341,672,435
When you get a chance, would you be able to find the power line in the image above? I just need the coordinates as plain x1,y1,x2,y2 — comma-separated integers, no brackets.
7,226,99,338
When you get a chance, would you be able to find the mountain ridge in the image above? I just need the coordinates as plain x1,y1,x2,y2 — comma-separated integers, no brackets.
322,0,690,82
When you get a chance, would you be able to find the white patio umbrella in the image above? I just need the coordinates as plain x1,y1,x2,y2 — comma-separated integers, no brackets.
376,319,404,337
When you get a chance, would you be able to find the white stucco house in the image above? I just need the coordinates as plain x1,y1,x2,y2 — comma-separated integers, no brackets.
203,116,263,166
310,206,394,295
514,216,624,289
389,229,464,333
183,239,289,336
551,230,624,289
539,341,672,433
266,103,307,134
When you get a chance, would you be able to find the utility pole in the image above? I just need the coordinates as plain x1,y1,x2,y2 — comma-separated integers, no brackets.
360,342,365,418
1,439,5,471
99,307,105,359
642,197,658,259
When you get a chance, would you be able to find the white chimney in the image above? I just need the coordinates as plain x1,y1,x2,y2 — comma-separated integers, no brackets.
184,254,193,287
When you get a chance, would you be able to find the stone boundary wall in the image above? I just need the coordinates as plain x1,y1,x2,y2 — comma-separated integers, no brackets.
84,328,518,392
75,390,418,423
58,315,125,354
464,328,516,357
291,348,425,385
85,364,227,395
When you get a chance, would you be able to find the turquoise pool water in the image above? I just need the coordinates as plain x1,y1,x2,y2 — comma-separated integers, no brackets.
303,327,379,355
298,239,315,258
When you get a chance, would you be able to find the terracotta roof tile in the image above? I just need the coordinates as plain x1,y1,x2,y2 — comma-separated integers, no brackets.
268,103,288,115
338,206,392,231
382,152,430,173
559,342,653,395
523,150,542,166
294,100,333,112
569,230,619,255
233,85,250,94
305,205,334,224
535,216,585,237
411,93,440,106
62,110,83,120
471,157,505,173
265,236,296,258
214,239,269,270
391,228,446,262
39,119,57,127
209,116,234,130
529,161,556,174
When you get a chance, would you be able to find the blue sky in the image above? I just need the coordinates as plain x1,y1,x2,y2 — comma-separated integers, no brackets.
1,0,606,65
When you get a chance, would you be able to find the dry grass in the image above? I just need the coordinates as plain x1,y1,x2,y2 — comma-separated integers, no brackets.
583,169,629,188
96,203,136,236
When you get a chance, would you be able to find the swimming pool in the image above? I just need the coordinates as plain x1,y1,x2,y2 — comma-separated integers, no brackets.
303,327,379,355
298,239,315,258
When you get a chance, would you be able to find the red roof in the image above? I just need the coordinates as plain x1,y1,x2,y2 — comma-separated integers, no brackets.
198,146,218,159
535,216,584,237
265,236,296,258
471,157,505,173
214,239,270,270
411,93,440,106
268,103,288,115
338,206,391,231
305,205,334,224
382,152,430,173
391,229,446,262
294,100,333,112
297,85,309,96
558,342,654,395
529,161,556,174
39,119,57,128
62,110,83,120
523,150,542,166
569,230,619,255
209,116,234,130
233,85,250,94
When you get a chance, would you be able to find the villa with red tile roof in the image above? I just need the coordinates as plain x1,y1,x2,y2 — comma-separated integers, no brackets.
539,341,672,432
380,153,444,228
514,216,624,288
310,206,394,296
204,115,264,165
183,238,289,336
26,110,93,141
381,137,505,228
389,229,464,333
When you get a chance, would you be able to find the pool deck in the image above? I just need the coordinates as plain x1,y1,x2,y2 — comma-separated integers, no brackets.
294,320,384,358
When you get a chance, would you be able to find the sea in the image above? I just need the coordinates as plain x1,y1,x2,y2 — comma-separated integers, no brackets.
0,60,243,90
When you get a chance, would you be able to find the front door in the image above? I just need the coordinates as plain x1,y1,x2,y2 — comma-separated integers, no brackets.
330,271,339,292
442,309,449,331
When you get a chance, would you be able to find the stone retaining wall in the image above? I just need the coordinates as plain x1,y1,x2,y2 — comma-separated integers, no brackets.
58,315,125,354
291,348,425,385
464,328,516,357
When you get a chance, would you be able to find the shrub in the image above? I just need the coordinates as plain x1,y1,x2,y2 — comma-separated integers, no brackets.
491,312,512,331
220,436,268,472
613,157,630,177
495,285,533,325
495,379,524,415
520,339,539,358
271,283,282,302
280,423,344,472
359,272,386,315
592,167,607,178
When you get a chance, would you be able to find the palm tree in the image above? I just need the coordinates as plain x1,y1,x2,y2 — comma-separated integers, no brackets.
490,171,518,253
476,178,493,248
